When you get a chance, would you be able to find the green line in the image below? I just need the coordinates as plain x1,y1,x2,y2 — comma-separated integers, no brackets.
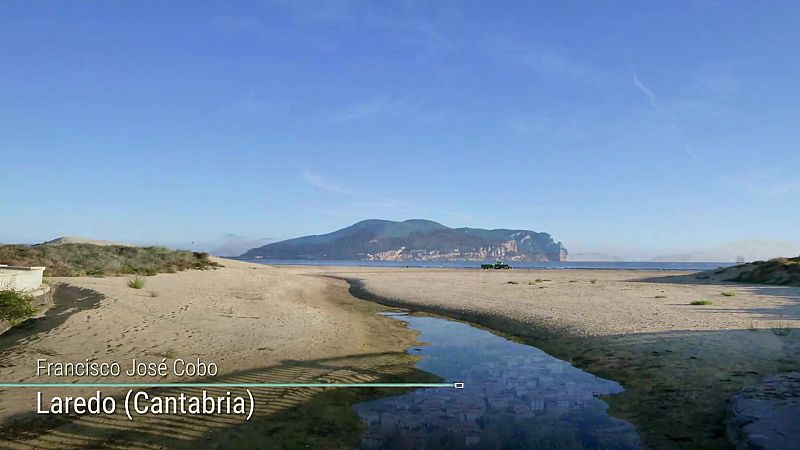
0,382,458,388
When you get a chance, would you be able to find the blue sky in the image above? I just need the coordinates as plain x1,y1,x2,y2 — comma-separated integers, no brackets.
2,1,798,258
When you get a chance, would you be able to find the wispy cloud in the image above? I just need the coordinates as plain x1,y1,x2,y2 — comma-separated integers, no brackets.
442,210,472,222
733,171,800,197
631,69,662,111
210,234,272,256
328,94,407,122
480,35,606,85
506,112,554,135
303,169,353,195
751,179,800,196
684,145,700,162
210,16,274,38
218,93,271,116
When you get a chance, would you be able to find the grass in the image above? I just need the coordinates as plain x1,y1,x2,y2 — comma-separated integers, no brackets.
654,295,667,299
0,290,38,323
590,278,598,284
148,290,160,298
128,276,146,289
690,300,713,306
720,291,736,297
0,243,220,277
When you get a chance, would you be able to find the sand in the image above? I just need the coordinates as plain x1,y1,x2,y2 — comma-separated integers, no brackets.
294,267,800,337
2,261,799,449
283,265,800,450
0,259,421,449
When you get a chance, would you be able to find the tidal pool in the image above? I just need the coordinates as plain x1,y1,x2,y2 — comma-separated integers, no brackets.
354,313,643,450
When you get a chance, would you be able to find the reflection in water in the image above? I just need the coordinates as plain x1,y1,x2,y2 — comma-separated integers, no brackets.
354,314,642,450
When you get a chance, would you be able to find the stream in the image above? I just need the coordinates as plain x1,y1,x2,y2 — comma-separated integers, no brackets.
354,312,643,450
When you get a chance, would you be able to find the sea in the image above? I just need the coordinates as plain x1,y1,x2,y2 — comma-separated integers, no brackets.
238,259,735,272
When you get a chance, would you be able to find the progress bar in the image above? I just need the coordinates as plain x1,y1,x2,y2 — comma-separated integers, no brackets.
0,382,464,389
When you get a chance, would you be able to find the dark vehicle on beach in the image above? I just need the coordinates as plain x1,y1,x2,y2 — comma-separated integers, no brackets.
481,261,512,269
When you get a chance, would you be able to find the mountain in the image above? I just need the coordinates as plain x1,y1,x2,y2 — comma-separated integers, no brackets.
240,219,568,261
652,240,800,263
38,236,130,246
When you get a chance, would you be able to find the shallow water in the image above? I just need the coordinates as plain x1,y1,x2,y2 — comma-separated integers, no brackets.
246,258,733,271
354,313,643,450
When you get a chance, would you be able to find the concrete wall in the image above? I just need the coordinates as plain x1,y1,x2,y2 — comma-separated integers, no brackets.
0,265,46,291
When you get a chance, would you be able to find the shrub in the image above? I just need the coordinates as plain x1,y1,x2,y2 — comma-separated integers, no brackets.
128,276,146,289
730,256,800,286
720,291,736,297
149,290,159,298
0,290,38,322
590,278,598,284
507,281,518,284
690,300,713,306
655,295,667,299
0,243,221,277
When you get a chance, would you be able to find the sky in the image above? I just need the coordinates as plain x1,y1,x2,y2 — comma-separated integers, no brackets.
2,1,799,258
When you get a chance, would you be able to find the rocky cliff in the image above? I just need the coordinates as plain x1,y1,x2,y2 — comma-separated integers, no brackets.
241,219,568,262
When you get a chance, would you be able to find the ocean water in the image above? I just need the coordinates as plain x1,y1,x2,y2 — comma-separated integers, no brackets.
240,258,734,272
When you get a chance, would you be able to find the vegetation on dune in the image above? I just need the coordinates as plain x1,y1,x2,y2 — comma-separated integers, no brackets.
728,256,800,286
691,300,713,306
720,291,736,297
128,276,146,289
0,290,38,323
0,243,220,277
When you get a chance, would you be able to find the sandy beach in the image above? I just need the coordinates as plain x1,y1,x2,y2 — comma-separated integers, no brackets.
1,261,798,449
0,259,425,449
283,265,800,450
301,267,800,336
